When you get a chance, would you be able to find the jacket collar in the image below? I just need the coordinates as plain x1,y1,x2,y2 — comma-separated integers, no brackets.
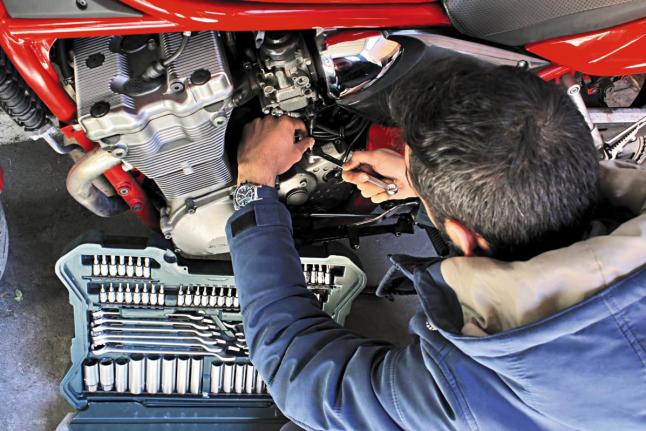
440,160,646,335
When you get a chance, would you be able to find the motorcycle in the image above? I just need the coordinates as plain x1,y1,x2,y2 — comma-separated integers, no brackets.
0,0,644,272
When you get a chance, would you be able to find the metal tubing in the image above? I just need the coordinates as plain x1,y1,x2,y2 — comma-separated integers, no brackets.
66,148,128,217
189,356,204,394
145,354,161,394
98,358,114,392
128,354,145,395
176,355,190,395
83,358,99,392
61,126,159,229
588,108,646,125
222,364,233,394
161,355,176,394
234,363,246,394
210,362,222,394
562,74,604,149
114,357,129,393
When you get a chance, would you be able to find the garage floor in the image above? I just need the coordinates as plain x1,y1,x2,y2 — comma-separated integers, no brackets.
0,136,433,431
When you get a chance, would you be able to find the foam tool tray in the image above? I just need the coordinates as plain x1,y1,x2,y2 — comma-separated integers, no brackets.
56,234,366,430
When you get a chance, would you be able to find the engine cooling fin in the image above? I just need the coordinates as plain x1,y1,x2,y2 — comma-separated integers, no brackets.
73,32,234,203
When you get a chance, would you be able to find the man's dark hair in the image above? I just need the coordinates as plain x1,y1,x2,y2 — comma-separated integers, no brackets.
390,56,600,260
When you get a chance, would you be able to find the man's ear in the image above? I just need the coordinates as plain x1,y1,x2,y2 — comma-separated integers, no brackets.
443,219,489,257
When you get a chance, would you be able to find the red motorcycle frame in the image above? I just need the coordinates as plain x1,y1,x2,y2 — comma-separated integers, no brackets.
0,0,644,227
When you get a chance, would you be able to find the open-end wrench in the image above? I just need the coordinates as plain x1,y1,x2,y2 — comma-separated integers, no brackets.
93,310,214,324
92,333,228,346
92,317,218,332
91,338,226,354
90,325,219,339
166,312,213,322
310,147,399,196
90,345,238,361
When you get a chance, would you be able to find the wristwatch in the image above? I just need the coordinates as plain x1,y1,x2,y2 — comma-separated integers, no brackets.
232,182,264,211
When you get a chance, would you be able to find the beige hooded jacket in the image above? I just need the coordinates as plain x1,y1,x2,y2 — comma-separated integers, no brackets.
439,160,646,336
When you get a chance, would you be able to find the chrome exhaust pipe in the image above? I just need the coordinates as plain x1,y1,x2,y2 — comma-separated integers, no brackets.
66,147,128,217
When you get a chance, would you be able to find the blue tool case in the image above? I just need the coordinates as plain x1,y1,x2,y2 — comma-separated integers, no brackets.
56,233,366,430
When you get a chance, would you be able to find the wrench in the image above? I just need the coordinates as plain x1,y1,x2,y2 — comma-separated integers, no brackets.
91,345,238,362
93,310,214,324
92,317,218,332
92,333,228,346
166,312,213,322
90,325,219,339
91,339,225,354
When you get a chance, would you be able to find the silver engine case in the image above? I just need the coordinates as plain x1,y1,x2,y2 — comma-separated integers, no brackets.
74,32,236,256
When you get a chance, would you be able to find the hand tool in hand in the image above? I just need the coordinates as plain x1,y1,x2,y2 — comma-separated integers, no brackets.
309,145,399,196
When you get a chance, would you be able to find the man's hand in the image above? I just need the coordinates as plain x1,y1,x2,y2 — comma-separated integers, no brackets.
238,116,314,187
342,149,418,203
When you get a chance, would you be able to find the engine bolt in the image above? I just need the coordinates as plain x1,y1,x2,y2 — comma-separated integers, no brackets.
132,203,143,212
170,81,185,93
118,186,130,196
76,0,88,9
213,116,227,127
111,144,128,158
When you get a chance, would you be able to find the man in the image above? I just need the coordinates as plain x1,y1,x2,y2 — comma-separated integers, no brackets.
226,57,646,430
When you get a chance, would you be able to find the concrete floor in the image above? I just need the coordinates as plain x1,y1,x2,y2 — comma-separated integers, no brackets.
0,134,432,431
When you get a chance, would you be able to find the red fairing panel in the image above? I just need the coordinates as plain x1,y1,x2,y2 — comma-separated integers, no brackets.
527,17,646,76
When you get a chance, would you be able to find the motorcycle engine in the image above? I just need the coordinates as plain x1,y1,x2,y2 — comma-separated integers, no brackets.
73,31,358,257
251,32,356,210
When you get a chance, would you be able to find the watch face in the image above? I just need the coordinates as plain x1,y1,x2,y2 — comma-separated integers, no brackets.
234,184,259,210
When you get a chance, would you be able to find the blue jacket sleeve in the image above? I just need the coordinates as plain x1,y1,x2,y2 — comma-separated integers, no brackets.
226,191,460,431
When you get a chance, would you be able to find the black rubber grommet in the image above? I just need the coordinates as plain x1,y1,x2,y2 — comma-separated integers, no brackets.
190,69,211,86
85,53,105,69
90,101,110,118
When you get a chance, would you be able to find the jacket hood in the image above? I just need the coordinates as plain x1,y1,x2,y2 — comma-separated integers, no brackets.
439,160,646,336
408,161,646,429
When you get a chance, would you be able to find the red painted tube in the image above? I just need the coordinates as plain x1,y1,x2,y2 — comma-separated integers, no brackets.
102,167,159,231
4,1,450,38
0,36,76,122
61,126,159,230
537,65,572,81
0,4,76,122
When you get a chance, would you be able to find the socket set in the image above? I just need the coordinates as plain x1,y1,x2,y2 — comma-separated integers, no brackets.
90,255,153,278
82,355,265,396
57,235,366,430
